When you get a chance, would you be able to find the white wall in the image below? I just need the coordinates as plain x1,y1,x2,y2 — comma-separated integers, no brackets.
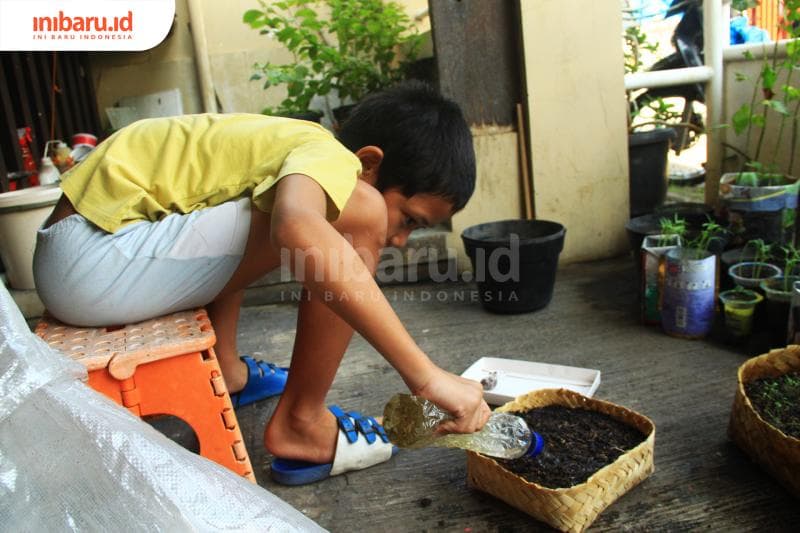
519,0,631,263
449,127,523,269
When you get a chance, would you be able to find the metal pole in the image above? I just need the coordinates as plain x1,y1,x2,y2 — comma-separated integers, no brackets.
625,66,713,91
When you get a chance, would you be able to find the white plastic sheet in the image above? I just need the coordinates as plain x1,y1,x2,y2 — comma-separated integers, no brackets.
0,283,324,532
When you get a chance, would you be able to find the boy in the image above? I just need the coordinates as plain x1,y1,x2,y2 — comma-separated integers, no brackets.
34,81,490,484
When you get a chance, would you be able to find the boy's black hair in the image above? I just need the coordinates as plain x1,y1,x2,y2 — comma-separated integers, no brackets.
337,80,476,212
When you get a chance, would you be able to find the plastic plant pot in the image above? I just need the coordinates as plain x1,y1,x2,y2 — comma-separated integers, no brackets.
719,289,763,339
728,262,781,290
661,248,717,339
461,220,566,314
628,128,676,217
640,234,682,325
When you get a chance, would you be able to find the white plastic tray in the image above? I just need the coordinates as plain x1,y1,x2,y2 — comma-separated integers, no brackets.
461,357,601,405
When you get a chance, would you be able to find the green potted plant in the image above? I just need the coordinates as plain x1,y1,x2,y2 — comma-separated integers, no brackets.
243,0,422,122
728,238,781,289
719,0,800,244
466,388,655,532
661,218,725,338
729,345,800,499
639,215,685,324
719,285,764,340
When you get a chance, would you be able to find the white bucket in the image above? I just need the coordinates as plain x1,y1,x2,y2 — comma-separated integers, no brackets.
0,185,61,289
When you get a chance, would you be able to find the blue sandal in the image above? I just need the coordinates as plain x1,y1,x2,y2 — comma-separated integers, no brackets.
230,356,288,408
270,406,397,485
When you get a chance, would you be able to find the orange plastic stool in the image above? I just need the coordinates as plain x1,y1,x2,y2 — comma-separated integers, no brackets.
35,308,255,482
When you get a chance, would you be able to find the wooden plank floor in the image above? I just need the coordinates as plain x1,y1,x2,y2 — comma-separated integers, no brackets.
211,256,798,531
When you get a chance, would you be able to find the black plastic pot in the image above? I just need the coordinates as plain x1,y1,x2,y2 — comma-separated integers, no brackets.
629,128,676,217
624,213,663,255
625,209,728,257
726,209,790,245
461,220,566,314
654,202,714,228
760,277,799,348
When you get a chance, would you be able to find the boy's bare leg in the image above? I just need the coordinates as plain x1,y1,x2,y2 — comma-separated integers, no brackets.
207,201,357,461
206,289,247,393
209,207,281,392
263,292,353,464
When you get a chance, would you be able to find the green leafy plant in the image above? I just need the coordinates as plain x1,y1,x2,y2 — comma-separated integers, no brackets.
658,214,687,246
744,237,774,277
746,238,773,262
624,25,670,130
686,218,725,255
243,0,422,117
658,215,724,256
622,21,703,146
726,0,800,182
623,25,659,76
779,242,800,289
745,371,800,438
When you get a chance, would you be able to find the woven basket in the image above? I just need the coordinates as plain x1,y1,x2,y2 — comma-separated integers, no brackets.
728,345,800,499
466,388,655,533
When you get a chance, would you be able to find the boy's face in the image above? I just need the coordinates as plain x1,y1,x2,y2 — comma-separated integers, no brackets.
382,189,454,248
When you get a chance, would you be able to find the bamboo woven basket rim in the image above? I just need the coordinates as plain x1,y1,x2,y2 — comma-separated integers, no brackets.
734,346,800,444
470,388,655,493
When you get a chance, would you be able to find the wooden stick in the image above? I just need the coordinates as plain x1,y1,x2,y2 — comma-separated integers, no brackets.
516,102,534,219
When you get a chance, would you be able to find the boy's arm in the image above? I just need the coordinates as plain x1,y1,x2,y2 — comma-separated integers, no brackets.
271,173,489,432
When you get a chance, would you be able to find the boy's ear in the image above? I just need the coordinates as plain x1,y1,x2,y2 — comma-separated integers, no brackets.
355,145,384,186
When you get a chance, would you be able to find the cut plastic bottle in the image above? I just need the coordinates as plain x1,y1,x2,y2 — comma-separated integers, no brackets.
382,393,544,460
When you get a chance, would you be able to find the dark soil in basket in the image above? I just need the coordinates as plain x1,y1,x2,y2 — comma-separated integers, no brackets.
497,406,647,489
744,371,800,439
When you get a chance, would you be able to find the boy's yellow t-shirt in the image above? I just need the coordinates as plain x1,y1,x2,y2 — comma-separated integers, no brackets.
60,113,362,233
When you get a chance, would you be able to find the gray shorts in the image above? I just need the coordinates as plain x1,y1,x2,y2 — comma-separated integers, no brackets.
33,197,252,326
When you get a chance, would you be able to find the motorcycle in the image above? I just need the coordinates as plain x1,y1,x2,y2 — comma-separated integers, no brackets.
631,0,705,154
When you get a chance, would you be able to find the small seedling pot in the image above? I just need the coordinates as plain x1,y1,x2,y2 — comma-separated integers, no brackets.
719,289,763,339
466,389,655,533
728,346,800,498
728,261,781,290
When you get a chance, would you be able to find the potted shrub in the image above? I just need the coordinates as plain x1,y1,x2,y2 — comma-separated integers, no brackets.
466,388,655,532
728,345,800,498
759,243,800,347
243,0,422,122
719,0,800,245
661,218,726,338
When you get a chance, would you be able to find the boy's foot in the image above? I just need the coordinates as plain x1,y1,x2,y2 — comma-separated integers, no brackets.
270,406,397,485
229,355,288,408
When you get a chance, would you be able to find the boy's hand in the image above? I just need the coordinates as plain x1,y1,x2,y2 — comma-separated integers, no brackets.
414,367,491,435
